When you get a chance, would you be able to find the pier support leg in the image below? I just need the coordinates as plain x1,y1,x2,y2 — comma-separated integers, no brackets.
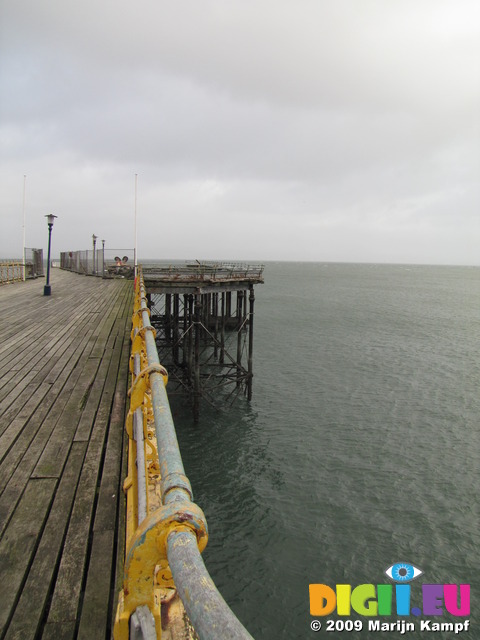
194,295,201,421
182,294,188,367
165,294,172,341
213,293,219,360
247,285,255,401
173,294,180,364
226,291,232,318
236,291,243,388
220,293,225,365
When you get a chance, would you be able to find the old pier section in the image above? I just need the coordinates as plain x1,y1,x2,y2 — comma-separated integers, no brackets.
144,263,264,418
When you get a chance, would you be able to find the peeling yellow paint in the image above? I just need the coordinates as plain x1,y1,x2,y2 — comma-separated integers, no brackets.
114,270,206,640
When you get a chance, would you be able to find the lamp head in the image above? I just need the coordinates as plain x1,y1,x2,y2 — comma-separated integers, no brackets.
45,213,57,226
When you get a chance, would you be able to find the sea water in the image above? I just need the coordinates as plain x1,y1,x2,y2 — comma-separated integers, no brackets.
166,262,479,639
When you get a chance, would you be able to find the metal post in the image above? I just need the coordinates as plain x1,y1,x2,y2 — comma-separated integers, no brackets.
44,226,52,295
102,239,105,278
183,294,188,367
22,175,26,282
194,295,201,421
247,285,255,400
134,173,138,279
236,291,243,388
220,292,225,364
165,294,171,341
92,234,97,274
133,351,148,524
44,214,57,296
226,291,232,317
213,293,219,360
188,295,194,376
173,294,180,364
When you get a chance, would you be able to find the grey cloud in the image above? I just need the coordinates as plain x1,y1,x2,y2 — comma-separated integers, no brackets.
0,0,479,263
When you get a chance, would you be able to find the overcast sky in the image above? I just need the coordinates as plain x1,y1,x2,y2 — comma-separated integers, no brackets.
1,0,479,264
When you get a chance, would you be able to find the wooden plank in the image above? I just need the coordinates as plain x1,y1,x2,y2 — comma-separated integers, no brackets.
0,367,83,535
41,622,76,640
0,308,110,530
3,442,87,640
0,287,93,372
0,296,99,411
0,272,120,372
0,270,133,640
0,478,57,637
0,382,51,466
0,370,39,417
76,529,116,640
70,354,112,441
0,285,114,381
93,345,130,533
0,316,87,387
78,311,132,639
39,286,124,389
45,330,130,627
33,319,94,384
40,324,94,385
32,277,131,478
0,343,86,491
0,327,96,493
32,356,101,478
73,337,122,443
44,431,108,626
72,296,129,443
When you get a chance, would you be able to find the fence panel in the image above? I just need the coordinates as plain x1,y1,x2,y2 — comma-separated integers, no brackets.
25,248,44,278
0,262,23,285
61,248,134,278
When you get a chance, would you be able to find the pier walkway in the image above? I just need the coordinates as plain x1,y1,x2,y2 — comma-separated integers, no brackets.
0,269,133,640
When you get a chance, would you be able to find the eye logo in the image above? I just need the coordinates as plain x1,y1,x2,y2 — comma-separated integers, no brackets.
385,562,423,582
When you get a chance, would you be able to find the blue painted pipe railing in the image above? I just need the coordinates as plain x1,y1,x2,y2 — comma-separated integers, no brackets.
136,272,254,640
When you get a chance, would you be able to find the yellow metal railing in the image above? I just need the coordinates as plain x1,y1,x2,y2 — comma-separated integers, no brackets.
114,268,253,640
0,262,24,285
114,268,194,638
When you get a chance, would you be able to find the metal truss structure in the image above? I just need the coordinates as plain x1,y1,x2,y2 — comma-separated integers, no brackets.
144,263,264,420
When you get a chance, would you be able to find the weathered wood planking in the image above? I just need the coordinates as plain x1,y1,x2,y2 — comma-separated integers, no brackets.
0,269,132,640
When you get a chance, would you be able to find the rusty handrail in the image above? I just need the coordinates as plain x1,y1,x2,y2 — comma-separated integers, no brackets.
114,267,253,640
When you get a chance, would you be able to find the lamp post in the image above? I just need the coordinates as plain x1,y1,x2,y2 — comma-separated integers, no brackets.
134,173,138,279
92,234,98,275
22,175,26,282
102,239,105,278
44,214,57,296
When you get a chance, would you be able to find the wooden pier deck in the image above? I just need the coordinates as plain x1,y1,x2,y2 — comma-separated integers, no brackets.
0,269,133,640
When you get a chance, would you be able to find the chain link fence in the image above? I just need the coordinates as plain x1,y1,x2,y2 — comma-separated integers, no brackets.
60,248,135,278
25,248,44,278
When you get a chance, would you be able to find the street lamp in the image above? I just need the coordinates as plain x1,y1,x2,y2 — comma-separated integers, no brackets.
92,234,98,274
44,214,57,296
102,239,105,278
